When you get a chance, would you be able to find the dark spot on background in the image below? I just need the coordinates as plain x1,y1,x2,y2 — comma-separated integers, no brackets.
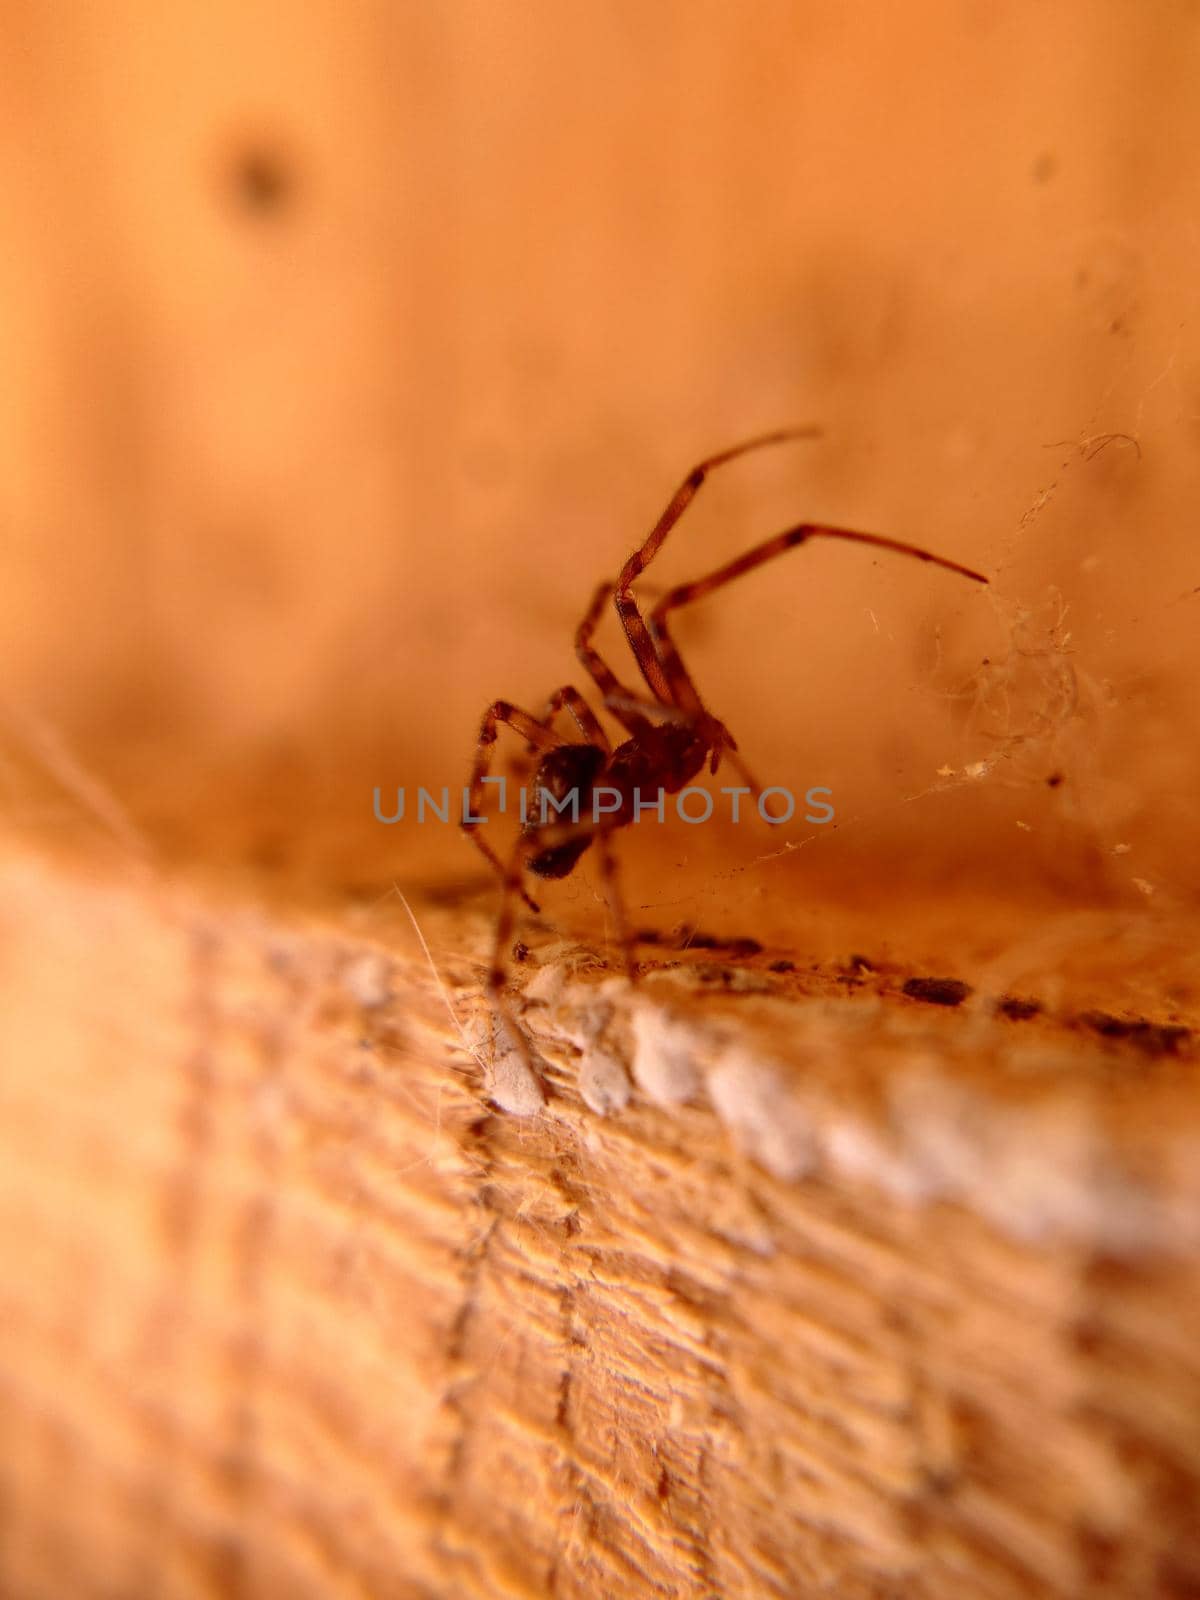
229,145,296,218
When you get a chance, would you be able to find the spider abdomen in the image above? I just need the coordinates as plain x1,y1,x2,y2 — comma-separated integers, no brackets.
526,836,595,879
524,743,606,877
530,743,607,812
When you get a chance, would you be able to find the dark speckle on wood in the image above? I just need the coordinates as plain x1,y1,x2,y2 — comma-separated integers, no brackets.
1076,1011,1191,1057
676,926,763,957
903,977,972,1007
998,996,1042,1021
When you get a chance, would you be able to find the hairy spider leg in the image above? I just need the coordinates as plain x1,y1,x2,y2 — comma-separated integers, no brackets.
595,830,635,980
462,699,565,911
613,428,823,709
648,520,988,665
486,810,634,1080
575,579,737,764
610,430,827,776
535,684,612,751
487,814,589,1072
643,520,989,784
487,826,541,1075
574,582,655,737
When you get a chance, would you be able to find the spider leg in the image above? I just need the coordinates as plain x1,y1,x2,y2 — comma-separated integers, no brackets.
649,520,987,655
533,684,612,752
614,428,823,705
463,699,564,912
487,828,542,1075
487,814,634,1082
599,690,694,726
595,829,636,980
487,810,609,1077
644,520,989,772
721,747,765,801
574,582,654,736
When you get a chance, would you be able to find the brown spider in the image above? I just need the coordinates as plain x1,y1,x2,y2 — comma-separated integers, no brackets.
463,428,988,1067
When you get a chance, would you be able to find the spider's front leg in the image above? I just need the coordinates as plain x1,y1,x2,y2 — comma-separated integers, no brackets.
611,429,822,713
463,699,562,913
595,828,636,981
575,579,739,772
487,813,636,1082
644,519,987,792
575,582,655,737
605,433,824,777
646,520,988,706
486,826,543,1076
530,684,611,752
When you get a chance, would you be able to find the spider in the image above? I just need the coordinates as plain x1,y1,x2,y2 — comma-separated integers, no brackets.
463,428,988,1068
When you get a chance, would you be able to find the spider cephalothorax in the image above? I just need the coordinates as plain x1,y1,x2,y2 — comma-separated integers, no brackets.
462,428,988,1068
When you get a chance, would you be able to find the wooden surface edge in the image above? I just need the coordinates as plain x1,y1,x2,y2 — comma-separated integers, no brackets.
1,842,1198,1599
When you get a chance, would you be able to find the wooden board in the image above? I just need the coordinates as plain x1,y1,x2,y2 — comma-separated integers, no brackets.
1,841,1197,1599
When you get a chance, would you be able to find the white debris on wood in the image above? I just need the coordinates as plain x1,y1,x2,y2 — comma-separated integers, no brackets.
487,1050,546,1116
415,886,1200,1259
479,973,1200,1259
522,959,567,1007
341,947,394,1009
629,1002,708,1106
469,1015,546,1116
578,1047,633,1116
707,1047,817,1181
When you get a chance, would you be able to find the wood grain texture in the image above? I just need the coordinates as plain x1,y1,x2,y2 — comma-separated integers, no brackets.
1,843,1197,1600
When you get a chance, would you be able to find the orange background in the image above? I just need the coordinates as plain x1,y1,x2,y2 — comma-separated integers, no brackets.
1,1,1198,901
